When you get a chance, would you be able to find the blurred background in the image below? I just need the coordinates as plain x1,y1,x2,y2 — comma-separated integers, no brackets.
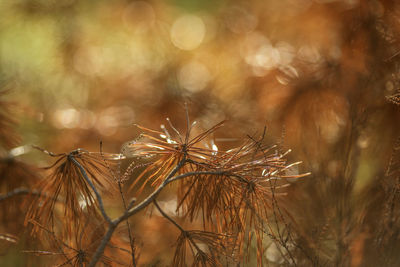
1,0,400,266
0,0,379,153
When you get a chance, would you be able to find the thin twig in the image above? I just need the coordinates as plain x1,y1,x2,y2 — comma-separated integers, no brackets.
154,200,185,233
100,141,137,267
87,155,260,266
168,170,249,185
117,179,137,267
0,188,43,202
88,223,117,267
88,155,187,267
167,170,226,183
117,155,187,222
68,154,112,225
154,199,206,259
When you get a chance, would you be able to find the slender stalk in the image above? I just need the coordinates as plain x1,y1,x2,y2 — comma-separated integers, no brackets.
166,170,225,183
154,200,185,233
153,200,205,259
117,155,187,223
117,179,136,266
88,155,186,267
87,154,248,267
68,154,112,224
99,141,137,267
88,223,117,267
0,188,43,202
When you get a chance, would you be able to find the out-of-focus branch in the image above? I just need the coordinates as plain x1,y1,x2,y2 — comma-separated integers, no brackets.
0,188,43,202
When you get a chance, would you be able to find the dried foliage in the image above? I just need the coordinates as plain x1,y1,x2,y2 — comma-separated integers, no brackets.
387,90,400,105
0,111,309,266
120,119,308,265
25,148,122,238
172,230,232,267
24,219,131,267
3,0,400,266
122,114,225,195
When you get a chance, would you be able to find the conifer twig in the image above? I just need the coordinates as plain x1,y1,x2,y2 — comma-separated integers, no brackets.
100,141,137,266
68,154,112,224
154,199,185,233
88,155,187,267
88,154,244,267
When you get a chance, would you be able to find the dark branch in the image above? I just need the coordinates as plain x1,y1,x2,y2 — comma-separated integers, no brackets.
0,188,43,202
68,154,112,224
154,199,186,233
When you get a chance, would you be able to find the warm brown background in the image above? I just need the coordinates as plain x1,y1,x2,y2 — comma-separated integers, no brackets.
1,0,400,266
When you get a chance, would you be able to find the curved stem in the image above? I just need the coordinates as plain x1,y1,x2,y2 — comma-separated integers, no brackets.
68,155,112,224
87,155,249,267
87,223,117,267
153,200,205,259
0,188,43,202
154,200,185,233
117,179,136,266
88,155,186,267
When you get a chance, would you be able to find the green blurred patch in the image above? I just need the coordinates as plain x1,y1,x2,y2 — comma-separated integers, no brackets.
169,0,226,12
